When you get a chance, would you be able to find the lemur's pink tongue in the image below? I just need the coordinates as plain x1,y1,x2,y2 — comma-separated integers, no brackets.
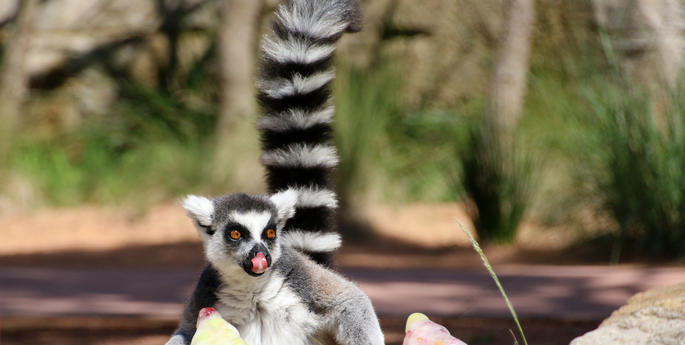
251,253,268,274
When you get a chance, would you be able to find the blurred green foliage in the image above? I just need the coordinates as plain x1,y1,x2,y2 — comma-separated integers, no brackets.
335,58,536,245
581,85,685,259
335,62,461,208
4,0,685,259
458,119,533,244
9,83,216,207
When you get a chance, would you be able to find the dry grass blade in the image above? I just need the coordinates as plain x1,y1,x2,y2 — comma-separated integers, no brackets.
457,220,528,345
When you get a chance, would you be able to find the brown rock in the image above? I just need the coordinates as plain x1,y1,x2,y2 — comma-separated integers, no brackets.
570,283,685,345
604,283,685,323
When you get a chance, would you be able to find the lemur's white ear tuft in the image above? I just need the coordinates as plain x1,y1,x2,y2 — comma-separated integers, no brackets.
270,189,298,221
183,195,214,226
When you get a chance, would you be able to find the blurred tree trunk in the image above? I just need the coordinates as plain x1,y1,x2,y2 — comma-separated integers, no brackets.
484,0,535,139
217,0,262,131
0,0,39,158
212,0,264,188
216,0,262,133
593,0,685,125
467,0,535,244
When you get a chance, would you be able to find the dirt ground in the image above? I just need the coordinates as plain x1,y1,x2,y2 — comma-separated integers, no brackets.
0,202,655,345
0,202,625,269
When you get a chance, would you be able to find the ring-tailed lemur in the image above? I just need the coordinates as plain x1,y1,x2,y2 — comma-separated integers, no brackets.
164,1,384,345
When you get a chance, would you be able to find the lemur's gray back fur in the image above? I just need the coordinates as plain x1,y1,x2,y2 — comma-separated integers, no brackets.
257,0,362,266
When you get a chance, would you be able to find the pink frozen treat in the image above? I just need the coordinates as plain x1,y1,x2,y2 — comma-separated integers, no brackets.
403,313,467,345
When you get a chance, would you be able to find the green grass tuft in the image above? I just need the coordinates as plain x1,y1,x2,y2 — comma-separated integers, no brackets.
457,119,534,243
581,84,685,259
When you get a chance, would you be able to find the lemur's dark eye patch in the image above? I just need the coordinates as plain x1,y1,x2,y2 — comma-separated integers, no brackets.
224,222,249,242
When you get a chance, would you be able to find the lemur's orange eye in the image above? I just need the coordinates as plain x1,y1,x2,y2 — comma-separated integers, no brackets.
266,229,276,239
229,230,241,240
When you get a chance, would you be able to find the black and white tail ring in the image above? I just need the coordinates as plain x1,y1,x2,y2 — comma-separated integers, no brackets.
257,0,362,266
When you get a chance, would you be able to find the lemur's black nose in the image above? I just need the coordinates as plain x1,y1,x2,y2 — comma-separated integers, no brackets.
242,244,272,276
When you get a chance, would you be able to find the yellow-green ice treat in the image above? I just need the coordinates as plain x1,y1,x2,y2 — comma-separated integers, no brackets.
191,307,248,345
403,313,467,345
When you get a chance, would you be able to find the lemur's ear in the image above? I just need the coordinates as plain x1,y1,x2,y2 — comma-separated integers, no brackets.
270,189,298,222
183,195,214,227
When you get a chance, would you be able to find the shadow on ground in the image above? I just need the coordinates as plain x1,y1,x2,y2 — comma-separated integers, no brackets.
0,242,205,268
0,227,679,270
1,316,597,345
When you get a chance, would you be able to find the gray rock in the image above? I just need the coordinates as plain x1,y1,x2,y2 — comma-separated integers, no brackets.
5,0,219,78
27,0,159,76
0,0,220,123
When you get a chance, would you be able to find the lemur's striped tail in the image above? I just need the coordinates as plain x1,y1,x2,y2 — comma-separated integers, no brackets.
257,0,361,266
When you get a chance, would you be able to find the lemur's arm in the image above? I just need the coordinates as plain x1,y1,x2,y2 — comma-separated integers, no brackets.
165,265,220,345
303,256,385,345
331,291,385,345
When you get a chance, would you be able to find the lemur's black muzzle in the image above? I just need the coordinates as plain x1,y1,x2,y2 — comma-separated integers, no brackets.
241,244,272,276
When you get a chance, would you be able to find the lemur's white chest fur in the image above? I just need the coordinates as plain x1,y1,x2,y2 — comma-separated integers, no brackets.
214,270,324,345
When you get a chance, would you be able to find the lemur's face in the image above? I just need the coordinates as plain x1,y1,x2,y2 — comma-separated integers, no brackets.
183,190,297,277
